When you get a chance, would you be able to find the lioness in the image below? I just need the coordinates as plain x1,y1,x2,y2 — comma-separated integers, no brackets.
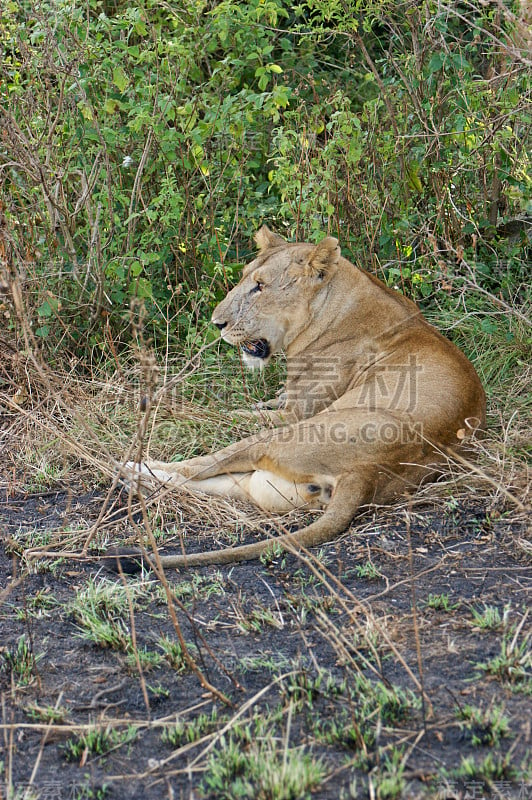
121,226,485,568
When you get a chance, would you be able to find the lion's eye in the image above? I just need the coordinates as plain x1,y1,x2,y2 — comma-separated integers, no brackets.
250,281,263,294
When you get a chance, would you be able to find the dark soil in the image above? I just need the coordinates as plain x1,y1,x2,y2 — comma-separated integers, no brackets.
0,486,530,800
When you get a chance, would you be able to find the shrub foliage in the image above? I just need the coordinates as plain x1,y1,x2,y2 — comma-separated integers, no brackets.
1,0,530,355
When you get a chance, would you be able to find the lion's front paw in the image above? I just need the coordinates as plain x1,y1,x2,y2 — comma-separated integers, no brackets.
117,462,151,494
118,461,185,494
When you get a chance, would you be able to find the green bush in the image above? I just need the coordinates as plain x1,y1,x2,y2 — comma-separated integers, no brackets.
1,0,529,357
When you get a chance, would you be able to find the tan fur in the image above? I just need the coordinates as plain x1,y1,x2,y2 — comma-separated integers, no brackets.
121,227,485,568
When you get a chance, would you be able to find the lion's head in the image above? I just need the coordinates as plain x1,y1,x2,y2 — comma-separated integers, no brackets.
212,226,341,368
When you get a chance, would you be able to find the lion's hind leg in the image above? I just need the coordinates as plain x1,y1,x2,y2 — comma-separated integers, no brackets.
245,471,331,513
176,470,331,513
119,461,328,514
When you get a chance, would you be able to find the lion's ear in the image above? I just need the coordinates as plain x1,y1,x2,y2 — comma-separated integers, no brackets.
254,225,286,251
307,236,340,281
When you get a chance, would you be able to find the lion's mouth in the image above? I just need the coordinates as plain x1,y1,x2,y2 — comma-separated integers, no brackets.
241,339,271,360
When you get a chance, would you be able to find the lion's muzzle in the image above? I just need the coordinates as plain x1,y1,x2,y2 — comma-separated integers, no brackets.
241,339,271,360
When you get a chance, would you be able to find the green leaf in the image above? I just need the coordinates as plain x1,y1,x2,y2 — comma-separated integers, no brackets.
272,85,290,109
427,53,444,74
104,98,119,114
113,67,129,92
406,162,423,193
77,102,93,121
37,300,52,317
134,277,152,299
481,319,498,335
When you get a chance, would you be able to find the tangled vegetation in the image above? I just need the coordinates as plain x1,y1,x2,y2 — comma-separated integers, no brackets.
1,0,529,359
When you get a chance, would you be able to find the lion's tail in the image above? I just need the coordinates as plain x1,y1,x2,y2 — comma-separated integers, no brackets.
151,475,368,569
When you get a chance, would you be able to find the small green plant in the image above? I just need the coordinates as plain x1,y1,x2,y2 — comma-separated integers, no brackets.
157,635,197,671
201,734,325,799
373,682,420,725
280,670,325,712
453,752,517,785
470,604,509,631
70,577,148,651
15,588,57,620
238,605,284,634
355,560,382,580
168,572,226,603
0,635,42,686
291,566,318,588
125,647,163,673
315,709,369,751
286,593,336,625
64,726,137,762
75,613,132,651
259,541,285,566
8,526,52,554
25,702,69,724
424,593,459,612
147,684,170,699
313,676,419,754
1,786,39,800
161,708,221,747
370,748,407,800
73,784,110,800
476,630,531,687
71,576,147,619
238,652,292,673
23,461,65,492
455,702,511,746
